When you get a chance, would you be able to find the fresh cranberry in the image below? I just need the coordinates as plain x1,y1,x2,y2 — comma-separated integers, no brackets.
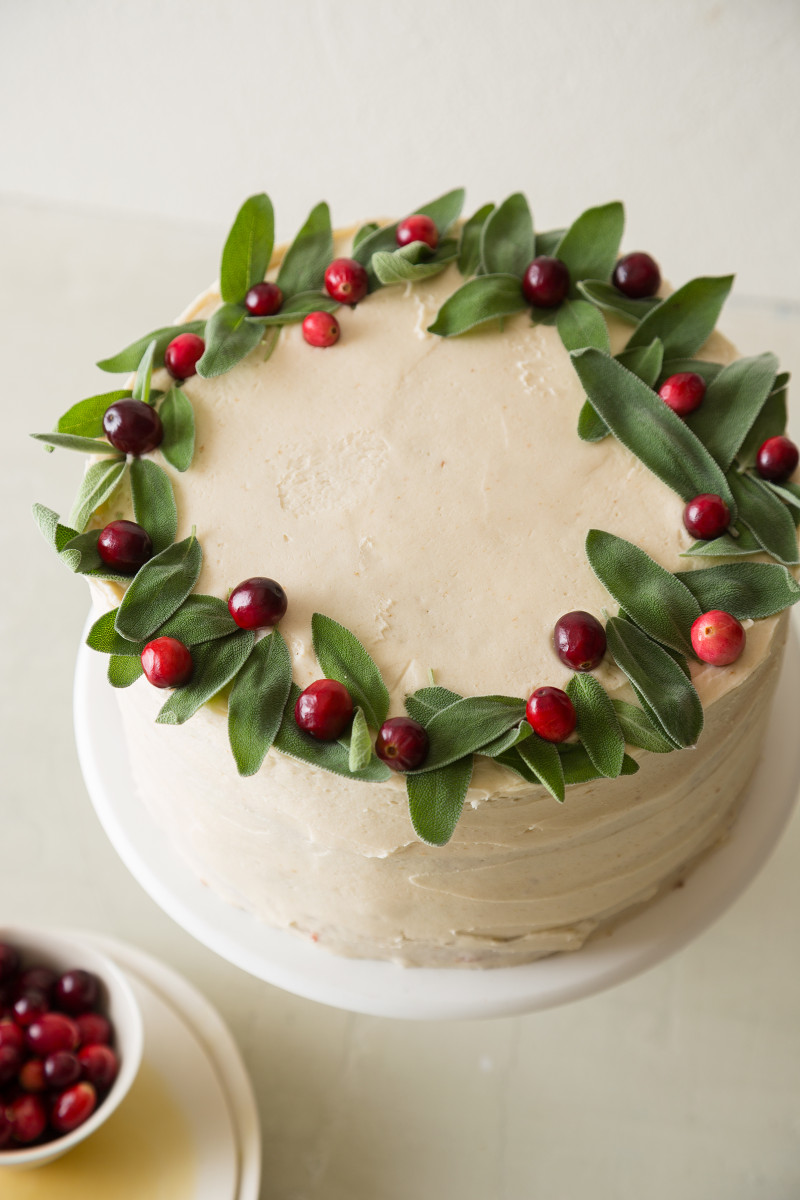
612,252,661,298
7,1094,47,1144
55,970,99,1017
324,258,368,305
78,1044,118,1091
103,398,163,455
522,256,570,308
554,611,606,672
0,1019,23,1053
658,372,706,417
375,717,429,772
19,1059,46,1093
756,435,799,482
26,1013,79,1057
396,214,438,250
97,520,153,574
302,311,340,348
164,332,205,380
0,944,20,983
51,1082,97,1134
17,967,57,998
43,1051,82,1089
244,281,283,317
12,991,49,1027
0,1044,22,1085
295,680,354,741
0,1109,12,1149
683,494,730,540
228,577,287,629
691,610,746,666
526,687,576,743
75,1013,111,1048
141,637,193,689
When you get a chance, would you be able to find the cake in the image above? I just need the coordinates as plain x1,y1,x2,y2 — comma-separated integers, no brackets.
33,189,799,967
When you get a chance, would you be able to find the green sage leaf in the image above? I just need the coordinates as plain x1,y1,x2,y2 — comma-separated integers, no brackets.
69,459,128,532
197,303,263,378
556,299,610,353
57,390,130,437
535,228,566,257
96,321,206,374
245,289,339,326
87,610,146,656
494,747,539,784
565,673,625,778
736,383,788,466
725,471,798,565
577,403,610,443
158,594,238,643
657,358,724,387
406,755,473,846
311,613,390,729
458,202,494,276
615,338,664,387
129,457,177,553
680,522,762,558
576,279,660,324
558,742,640,784
31,433,120,455
404,686,462,725
228,630,293,775
347,707,373,774
273,684,391,781
675,561,800,619
479,193,534,278
115,532,202,642
427,274,526,337
765,479,800,513
626,275,734,357
159,386,195,472
277,201,333,297
478,721,532,758
612,699,674,753
516,733,565,803
413,696,527,774
220,193,275,305
371,238,457,286
108,655,143,688
156,629,255,726
555,202,624,292
59,529,124,580
132,338,156,404
352,222,379,252
685,353,778,471
416,187,466,236
605,616,703,747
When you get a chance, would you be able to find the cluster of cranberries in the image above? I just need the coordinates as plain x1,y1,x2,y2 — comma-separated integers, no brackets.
293,679,430,772
0,944,118,1150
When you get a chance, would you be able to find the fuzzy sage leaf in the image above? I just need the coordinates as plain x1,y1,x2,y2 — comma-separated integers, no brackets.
274,684,391,781
69,459,128,532
480,193,534,278
558,743,639,784
129,457,177,554
57,390,130,438
680,522,762,558
565,674,625,778
311,613,390,729
132,339,156,404
156,629,255,726
277,202,333,297
96,321,206,374
612,699,674,753
557,299,610,353
108,655,143,688
555,201,624,293
220,193,275,305
685,353,778,471
371,238,457,286
406,756,473,846
516,732,565,803
727,471,799,565
228,630,293,775
31,433,121,455
159,387,195,472
674,562,800,620
197,303,263,378
404,686,462,725
605,616,703,748
413,696,527,775
626,275,734,358
347,707,374,774
115,532,202,642
427,274,526,337
245,290,339,326
577,280,659,324
458,203,494,276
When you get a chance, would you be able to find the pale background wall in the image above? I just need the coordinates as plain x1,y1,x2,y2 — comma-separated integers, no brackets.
2,0,799,300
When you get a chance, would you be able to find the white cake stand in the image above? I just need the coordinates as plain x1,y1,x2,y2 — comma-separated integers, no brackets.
74,613,800,1021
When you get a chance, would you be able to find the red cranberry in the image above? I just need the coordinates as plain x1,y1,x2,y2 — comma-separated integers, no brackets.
612,251,661,298
324,257,368,305
19,1059,46,1093
375,717,429,772
658,372,706,417
302,311,340,348
141,637,193,689
244,281,283,317
17,967,57,998
0,1044,22,1085
0,1109,12,1149
78,1044,118,1090
97,520,153,574
526,687,576,743
522,256,570,308
55,970,99,1017
26,1013,79,1057
228,577,288,630
756,435,799,483
51,1082,97,1134
554,611,606,671
164,332,205,380
691,610,746,666
0,1019,23,1053
44,1051,82,1089
0,944,20,983
396,214,438,250
295,679,354,741
7,1094,47,1144
683,493,730,540
103,398,163,455
75,1013,111,1048
12,991,49,1027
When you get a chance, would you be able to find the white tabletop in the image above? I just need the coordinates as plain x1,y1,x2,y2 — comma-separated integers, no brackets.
3,197,800,1199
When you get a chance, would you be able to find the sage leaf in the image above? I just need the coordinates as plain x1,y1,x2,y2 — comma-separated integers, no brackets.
220,193,275,305
585,529,700,654
159,387,195,472
565,674,625,778
406,755,473,846
31,433,120,455
197,303,263,378
736,383,788,466
577,279,660,324
480,193,534,278
495,747,538,784
478,721,532,758
577,402,610,443
675,561,800,619
765,479,800,512
615,338,664,387
416,187,466,236
274,684,391,781
516,733,565,803
32,503,75,551
228,630,293,775
115,532,202,641
371,238,457,286
427,274,526,337
156,629,254,726
132,338,156,404
605,616,703,747
57,390,130,437
351,220,401,268
69,458,128,532
657,358,723,387
129,457,176,554
413,696,527,773
458,202,494,276
58,529,121,580
535,228,566,257
158,594,238,643
626,275,734,357
570,349,736,512
108,655,143,688
556,299,610,353
311,613,390,729
612,699,674,753
245,289,339,326
277,201,333,297
87,610,146,656
725,472,798,565
558,743,639,784
404,686,462,725
353,222,379,252
96,321,206,373
555,202,624,292
685,353,778,470
347,707,373,774
353,189,465,290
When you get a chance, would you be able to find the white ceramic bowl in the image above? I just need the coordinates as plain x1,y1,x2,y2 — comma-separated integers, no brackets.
0,925,143,1168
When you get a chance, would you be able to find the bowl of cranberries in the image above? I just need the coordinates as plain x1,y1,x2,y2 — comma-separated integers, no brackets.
0,927,143,1167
